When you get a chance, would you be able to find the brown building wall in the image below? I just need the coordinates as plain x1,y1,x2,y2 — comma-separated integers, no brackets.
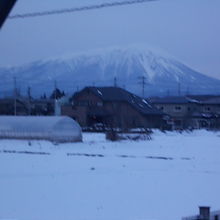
61,105,87,126
74,91,103,106
103,101,146,128
104,101,162,129
62,90,164,129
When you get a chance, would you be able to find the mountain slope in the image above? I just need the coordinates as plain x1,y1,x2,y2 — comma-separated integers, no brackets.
0,46,219,97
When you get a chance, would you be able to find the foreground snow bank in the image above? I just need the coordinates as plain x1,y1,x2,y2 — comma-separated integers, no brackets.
0,130,219,220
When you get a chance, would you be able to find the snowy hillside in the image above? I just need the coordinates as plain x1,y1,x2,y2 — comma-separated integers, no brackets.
1,46,220,97
0,130,220,220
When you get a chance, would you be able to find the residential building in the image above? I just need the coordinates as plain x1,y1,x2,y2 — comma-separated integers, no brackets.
62,87,167,130
148,96,199,129
182,206,220,220
149,95,220,129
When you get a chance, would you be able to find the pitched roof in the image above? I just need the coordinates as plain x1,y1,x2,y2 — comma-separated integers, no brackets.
187,95,220,102
148,95,220,105
200,97,220,104
76,87,163,115
148,96,198,104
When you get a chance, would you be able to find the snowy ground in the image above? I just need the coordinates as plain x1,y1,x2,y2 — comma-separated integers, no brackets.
0,130,220,220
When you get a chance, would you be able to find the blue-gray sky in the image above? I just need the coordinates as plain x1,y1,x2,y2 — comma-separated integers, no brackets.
0,0,220,79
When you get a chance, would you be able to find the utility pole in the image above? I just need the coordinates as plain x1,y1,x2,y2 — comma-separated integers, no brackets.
178,82,181,96
27,86,31,115
186,86,190,95
54,80,57,116
13,76,17,115
54,80,57,100
27,86,31,98
114,77,117,87
138,76,147,98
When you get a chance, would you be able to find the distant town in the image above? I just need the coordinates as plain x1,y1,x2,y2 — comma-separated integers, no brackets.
1,85,220,131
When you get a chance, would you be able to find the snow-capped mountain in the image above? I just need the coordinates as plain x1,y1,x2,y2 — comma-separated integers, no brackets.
0,46,220,97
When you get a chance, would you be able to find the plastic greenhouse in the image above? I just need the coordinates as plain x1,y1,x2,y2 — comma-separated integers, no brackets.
0,116,82,142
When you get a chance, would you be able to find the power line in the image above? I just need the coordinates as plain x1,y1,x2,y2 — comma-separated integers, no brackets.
8,0,158,19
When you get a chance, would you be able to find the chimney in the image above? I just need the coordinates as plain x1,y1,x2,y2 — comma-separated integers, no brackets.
199,206,210,220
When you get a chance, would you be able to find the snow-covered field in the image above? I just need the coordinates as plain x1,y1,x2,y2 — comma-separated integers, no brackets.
0,130,220,220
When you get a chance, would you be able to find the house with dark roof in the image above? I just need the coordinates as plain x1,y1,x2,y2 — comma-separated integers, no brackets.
62,87,167,130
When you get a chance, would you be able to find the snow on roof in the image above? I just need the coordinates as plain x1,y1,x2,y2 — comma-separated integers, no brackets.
142,99,152,108
149,96,197,104
83,87,163,115
97,89,103,96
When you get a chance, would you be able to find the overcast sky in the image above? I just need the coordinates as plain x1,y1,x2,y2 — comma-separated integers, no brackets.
0,0,220,79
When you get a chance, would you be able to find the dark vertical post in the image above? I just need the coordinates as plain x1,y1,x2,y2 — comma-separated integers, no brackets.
13,76,17,115
138,76,146,98
142,76,145,98
27,86,31,115
0,0,17,29
186,86,190,95
114,77,117,87
54,80,57,116
178,82,181,96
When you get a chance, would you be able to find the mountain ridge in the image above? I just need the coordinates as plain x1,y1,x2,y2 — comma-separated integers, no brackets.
0,46,220,97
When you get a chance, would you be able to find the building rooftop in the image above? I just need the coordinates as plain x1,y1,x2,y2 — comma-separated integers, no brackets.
148,95,220,105
148,96,197,104
75,87,164,115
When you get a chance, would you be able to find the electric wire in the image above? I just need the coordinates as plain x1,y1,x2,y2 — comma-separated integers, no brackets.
8,0,157,19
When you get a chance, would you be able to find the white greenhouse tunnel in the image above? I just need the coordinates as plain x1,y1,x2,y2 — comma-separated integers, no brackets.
0,116,82,142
